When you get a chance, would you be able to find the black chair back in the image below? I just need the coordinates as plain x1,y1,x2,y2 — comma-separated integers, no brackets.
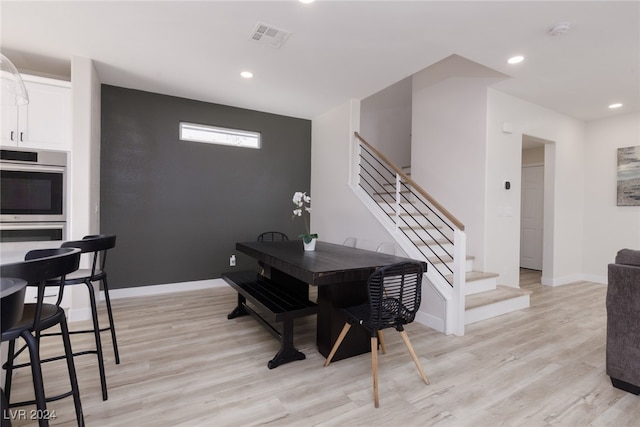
61,234,116,280
1,247,81,329
5,248,81,284
257,232,289,242
367,262,423,331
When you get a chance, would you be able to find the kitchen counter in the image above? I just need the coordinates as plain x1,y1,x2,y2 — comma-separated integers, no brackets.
0,240,92,322
0,240,62,264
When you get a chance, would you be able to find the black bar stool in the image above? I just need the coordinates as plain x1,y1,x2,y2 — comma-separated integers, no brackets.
1,247,84,427
1,277,27,427
42,234,118,401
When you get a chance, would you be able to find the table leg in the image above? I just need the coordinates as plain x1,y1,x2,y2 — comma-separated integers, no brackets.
317,281,370,361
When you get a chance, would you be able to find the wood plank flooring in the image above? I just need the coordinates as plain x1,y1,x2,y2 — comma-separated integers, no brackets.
5,269,639,426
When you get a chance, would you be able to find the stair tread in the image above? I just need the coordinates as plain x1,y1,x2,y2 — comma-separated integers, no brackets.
466,271,499,281
413,237,450,246
445,270,498,284
465,285,532,310
400,224,442,231
380,203,425,211
428,255,473,265
373,191,410,197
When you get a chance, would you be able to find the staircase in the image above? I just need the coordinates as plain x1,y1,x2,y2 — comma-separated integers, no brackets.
354,132,530,334
378,189,531,326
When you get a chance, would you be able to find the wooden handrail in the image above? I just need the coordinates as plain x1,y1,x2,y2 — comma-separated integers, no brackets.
354,131,465,231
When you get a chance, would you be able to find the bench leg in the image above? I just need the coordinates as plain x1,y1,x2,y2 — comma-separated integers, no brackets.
267,318,305,369
227,294,249,319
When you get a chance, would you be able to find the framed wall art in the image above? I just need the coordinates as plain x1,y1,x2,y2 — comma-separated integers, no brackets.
617,145,640,206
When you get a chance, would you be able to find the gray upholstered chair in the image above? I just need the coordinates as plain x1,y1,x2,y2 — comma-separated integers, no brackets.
606,248,640,395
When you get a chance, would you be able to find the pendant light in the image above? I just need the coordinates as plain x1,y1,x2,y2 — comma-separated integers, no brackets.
1,53,29,105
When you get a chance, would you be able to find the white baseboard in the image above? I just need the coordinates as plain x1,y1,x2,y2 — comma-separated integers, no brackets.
541,273,607,286
580,274,607,285
66,278,227,323
101,278,228,301
415,311,445,334
68,307,93,323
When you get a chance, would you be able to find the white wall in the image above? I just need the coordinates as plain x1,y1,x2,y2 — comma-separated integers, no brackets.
314,81,629,292
360,77,412,168
487,89,586,286
70,56,101,238
69,56,101,320
411,75,496,270
583,112,640,282
311,100,396,251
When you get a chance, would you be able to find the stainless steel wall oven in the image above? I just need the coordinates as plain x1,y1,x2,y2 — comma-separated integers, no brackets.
1,148,67,242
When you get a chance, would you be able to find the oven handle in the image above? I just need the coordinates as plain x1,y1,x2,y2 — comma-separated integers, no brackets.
0,222,66,231
0,162,66,174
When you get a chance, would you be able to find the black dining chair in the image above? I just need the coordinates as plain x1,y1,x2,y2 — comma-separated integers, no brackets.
323,261,429,408
257,231,289,242
41,234,118,401
256,232,288,274
1,247,84,427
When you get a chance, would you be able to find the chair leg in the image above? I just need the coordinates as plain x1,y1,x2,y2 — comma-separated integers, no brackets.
3,339,16,403
377,330,386,354
1,387,10,427
20,331,49,427
59,315,85,426
101,277,120,364
399,330,429,385
371,336,379,408
323,323,351,367
86,281,108,401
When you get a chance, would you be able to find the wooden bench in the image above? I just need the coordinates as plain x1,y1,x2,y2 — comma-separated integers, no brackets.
223,270,317,369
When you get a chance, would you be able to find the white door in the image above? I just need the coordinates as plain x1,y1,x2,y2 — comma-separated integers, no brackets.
520,165,544,270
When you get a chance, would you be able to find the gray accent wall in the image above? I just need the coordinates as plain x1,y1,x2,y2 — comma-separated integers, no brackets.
101,85,311,289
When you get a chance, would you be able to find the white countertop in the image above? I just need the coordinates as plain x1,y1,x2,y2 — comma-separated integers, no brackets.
1,241,63,264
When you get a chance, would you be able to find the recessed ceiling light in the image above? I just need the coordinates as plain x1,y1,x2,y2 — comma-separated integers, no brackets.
507,55,525,65
609,103,623,109
299,0,315,3
240,71,254,79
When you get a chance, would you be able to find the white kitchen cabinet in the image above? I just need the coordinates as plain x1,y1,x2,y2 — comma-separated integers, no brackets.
1,101,22,147
1,74,71,151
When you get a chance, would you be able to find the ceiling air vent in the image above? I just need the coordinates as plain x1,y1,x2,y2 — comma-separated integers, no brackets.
249,22,291,49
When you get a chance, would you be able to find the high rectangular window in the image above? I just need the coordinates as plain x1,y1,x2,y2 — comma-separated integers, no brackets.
179,122,261,149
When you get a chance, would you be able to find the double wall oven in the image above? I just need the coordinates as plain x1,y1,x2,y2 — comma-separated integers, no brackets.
1,148,67,242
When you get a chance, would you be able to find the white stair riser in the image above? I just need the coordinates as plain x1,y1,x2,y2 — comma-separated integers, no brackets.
465,294,530,324
465,276,498,295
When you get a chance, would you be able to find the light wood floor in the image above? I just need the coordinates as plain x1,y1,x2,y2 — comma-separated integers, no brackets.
6,270,639,426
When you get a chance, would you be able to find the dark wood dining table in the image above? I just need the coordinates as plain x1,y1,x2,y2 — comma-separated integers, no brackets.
236,240,427,361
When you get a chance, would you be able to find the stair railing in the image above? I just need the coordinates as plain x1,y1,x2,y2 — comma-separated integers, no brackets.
354,132,467,334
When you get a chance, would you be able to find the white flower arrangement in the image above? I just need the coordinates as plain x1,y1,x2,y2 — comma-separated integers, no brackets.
292,191,318,244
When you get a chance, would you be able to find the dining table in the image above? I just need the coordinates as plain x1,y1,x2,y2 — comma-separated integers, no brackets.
236,240,427,361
